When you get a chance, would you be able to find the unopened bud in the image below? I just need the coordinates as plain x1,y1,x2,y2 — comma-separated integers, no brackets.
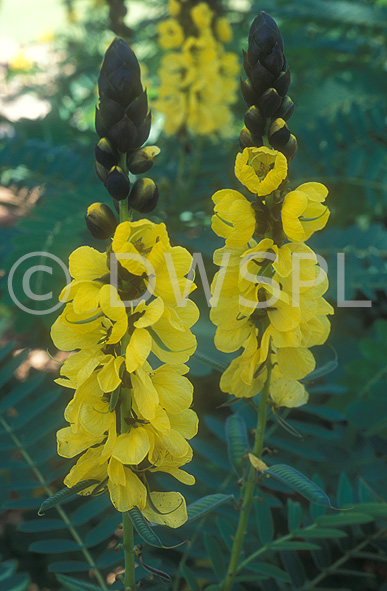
85,202,117,239
127,146,160,175
240,78,257,107
281,134,298,161
274,69,291,97
95,138,120,169
268,118,291,150
129,178,159,213
105,166,130,200
258,88,282,118
95,162,109,183
239,126,263,150
274,96,295,121
244,106,265,137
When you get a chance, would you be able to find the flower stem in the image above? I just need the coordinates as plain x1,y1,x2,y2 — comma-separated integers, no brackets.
119,197,136,590
222,355,272,591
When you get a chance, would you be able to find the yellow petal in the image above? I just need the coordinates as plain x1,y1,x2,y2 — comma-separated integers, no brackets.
126,328,152,373
108,464,147,512
142,492,187,528
112,428,150,465
69,246,108,280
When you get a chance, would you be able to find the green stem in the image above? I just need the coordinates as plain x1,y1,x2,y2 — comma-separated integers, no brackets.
0,416,108,591
119,197,136,590
222,355,272,591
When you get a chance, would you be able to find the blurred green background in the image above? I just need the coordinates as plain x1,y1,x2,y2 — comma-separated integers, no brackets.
0,1,386,590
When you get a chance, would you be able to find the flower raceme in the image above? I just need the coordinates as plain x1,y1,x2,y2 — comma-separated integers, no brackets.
51,219,199,526
154,0,240,136
210,145,333,408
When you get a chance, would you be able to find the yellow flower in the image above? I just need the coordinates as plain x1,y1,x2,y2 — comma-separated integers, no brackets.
235,147,288,195
168,0,181,17
158,19,185,49
211,189,256,247
270,365,308,408
191,3,213,29
215,17,233,43
282,182,330,242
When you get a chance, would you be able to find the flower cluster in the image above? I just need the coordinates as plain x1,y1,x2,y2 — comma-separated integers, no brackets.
154,0,240,136
210,146,333,408
52,219,199,527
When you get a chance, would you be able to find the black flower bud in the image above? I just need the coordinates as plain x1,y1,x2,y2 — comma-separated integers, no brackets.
281,134,298,161
96,38,151,157
105,166,130,200
268,118,291,150
258,88,282,118
127,146,160,175
244,106,265,137
239,11,296,156
239,126,263,150
129,178,159,213
273,95,295,121
95,138,120,169
85,202,118,239
95,162,109,183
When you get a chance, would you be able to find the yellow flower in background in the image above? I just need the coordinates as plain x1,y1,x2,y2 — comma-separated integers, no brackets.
235,146,288,195
158,19,185,49
282,182,330,242
154,0,239,136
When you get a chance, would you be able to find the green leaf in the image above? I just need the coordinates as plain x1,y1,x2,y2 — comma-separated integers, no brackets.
302,359,338,382
0,560,17,581
55,573,105,591
291,527,348,538
29,539,83,553
84,515,119,548
287,499,302,531
187,494,234,522
18,519,66,533
1,573,30,591
316,512,374,527
203,534,226,580
180,564,200,591
127,507,164,548
354,503,387,518
225,414,249,475
271,541,321,550
38,480,99,515
265,464,331,506
245,562,291,582
255,498,274,545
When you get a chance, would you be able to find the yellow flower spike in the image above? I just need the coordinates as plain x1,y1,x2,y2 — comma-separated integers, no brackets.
142,492,187,528
235,146,288,195
211,189,256,247
112,429,151,465
248,453,269,473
